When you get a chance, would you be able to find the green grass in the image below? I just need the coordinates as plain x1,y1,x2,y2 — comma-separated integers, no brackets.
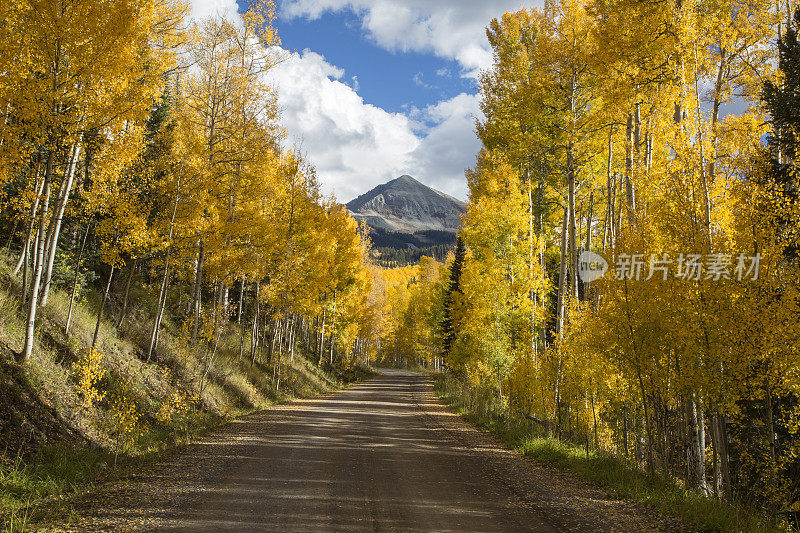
434,374,782,533
0,251,374,530
1,446,114,532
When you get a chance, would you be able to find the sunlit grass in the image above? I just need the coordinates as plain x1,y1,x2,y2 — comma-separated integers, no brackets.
0,251,369,529
435,374,782,533
0,446,114,531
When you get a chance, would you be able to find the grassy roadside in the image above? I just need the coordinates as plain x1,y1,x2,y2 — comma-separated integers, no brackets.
1,446,116,532
434,373,781,533
1,363,375,532
0,250,375,531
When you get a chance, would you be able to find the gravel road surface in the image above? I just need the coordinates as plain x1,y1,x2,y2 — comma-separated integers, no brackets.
61,370,684,532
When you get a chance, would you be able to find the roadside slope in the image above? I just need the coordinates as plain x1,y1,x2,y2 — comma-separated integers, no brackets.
0,256,363,530
52,371,684,532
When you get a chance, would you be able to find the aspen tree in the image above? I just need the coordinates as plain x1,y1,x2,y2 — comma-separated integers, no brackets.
15,0,184,362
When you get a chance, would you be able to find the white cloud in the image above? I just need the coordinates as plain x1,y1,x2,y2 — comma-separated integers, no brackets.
266,49,480,201
266,49,420,201
412,72,433,89
188,0,240,23
407,94,482,199
279,0,537,76
186,0,486,201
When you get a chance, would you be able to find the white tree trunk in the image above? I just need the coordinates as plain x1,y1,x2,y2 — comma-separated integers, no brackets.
41,142,81,306
625,112,636,224
191,242,205,344
116,259,136,329
91,265,115,351
567,142,578,302
66,222,91,334
21,152,53,363
148,170,182,359
13,164,46,277
603,130,614,252
556,205,569,339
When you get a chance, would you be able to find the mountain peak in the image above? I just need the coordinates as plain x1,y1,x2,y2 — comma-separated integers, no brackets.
380,175,428,193
391,175,420,185
346,175,465,235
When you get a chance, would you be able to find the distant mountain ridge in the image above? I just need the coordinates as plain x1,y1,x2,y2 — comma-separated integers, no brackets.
346,175,466,235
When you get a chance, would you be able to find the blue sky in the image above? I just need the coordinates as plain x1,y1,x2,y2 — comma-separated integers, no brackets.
273,9,477,116
193,0,755,201
193,0,531,201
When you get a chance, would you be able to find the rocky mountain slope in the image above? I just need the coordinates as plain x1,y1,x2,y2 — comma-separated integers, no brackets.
346,175,466,235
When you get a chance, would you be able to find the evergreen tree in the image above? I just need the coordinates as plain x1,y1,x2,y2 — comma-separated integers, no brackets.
440,236,465,358
762,8,800,260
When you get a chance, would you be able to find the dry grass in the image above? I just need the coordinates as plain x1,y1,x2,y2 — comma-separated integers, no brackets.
0,252,359,529
435,373,784,533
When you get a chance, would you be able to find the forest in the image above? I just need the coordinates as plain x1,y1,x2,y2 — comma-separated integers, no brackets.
374,0,800,529
1,0,800,530
0,0,380,508
0,0,386,370
371,244,453,267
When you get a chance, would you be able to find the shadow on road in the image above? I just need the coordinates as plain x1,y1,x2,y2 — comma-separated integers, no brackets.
65,370,682,533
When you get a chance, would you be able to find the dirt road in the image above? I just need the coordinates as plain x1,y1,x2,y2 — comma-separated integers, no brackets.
63,370,682,532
